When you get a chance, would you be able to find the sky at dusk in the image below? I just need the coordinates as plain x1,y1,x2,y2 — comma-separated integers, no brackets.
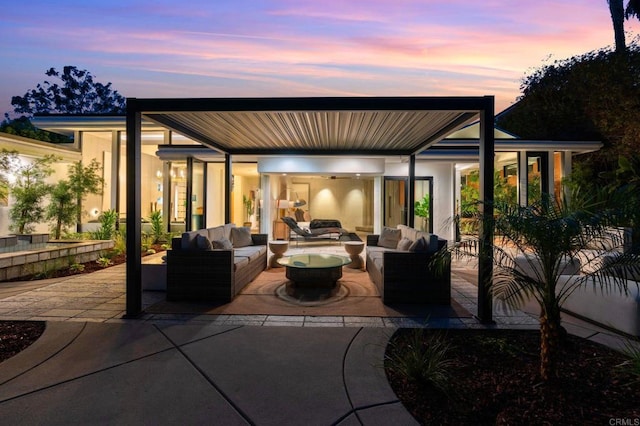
1,0,638,116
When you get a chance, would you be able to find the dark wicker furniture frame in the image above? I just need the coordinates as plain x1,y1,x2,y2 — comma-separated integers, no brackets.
366,234,451,305
167,233,268,302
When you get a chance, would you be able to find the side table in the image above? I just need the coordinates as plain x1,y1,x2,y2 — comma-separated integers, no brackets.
272,220,290,240
268,240,289,268
344,241,365,269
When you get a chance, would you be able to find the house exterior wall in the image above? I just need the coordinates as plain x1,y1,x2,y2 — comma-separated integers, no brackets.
81,132,112,221
0,133,80,236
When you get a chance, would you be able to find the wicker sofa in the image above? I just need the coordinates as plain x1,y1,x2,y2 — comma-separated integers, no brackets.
167,223,268,302
366,224,451,305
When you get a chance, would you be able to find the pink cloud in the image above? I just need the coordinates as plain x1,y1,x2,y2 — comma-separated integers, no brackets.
3,0,640,116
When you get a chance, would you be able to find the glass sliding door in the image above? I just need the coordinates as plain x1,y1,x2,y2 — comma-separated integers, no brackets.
384,178,407,229
526,152,548,205
191,160,205,230
169,161,187,231
384,176,433,231
414,178,433,233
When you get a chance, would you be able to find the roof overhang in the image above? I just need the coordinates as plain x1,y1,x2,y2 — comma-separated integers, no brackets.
0,131,82,162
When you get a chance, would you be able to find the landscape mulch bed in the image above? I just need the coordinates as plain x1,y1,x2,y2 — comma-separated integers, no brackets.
385,328,640,425
0,321,46,363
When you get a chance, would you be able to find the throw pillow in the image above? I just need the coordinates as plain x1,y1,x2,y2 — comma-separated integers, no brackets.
409,236,429,253
231,226,253,248
378,226,401,249
212,238,233,250
195,234,213,250
397,237,413,251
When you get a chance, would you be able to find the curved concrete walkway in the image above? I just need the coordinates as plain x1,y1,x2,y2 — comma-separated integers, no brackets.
0,254,637,424
0,321,418,425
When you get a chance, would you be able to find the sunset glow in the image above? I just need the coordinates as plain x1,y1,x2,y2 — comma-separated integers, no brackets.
1,0,638,115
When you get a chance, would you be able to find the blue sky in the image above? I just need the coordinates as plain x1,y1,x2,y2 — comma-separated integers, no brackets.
1,0,638,116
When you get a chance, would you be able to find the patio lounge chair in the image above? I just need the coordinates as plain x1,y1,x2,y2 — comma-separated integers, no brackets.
281,216,349,245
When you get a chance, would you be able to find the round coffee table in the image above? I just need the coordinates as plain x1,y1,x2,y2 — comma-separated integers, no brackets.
277,253,351,287
268,240,289,268
344,241,365,269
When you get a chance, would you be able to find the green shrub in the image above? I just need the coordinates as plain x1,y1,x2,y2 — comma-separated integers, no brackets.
68,263,85,274
148,210,165,244
90,209,118,240
96,256,113,268
618,339,640,383
385,329,454,393
112,230,126,255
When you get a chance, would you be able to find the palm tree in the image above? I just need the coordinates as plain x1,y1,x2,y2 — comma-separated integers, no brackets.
466,195,640,382
608,0,640,53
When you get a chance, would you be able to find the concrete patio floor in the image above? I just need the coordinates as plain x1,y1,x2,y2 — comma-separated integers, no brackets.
0,244,632,351
0,245,637,424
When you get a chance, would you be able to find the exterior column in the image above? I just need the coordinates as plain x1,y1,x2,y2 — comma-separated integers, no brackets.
546,151,555,201
125,98,142,317
518,151,527,207
185,157,194,231
562,151,572,204
225,154,232,224
477,96,495,324
75,131,85,233
110,131,120,213
454,165,462,242
163,161,171,232
162,131,172,232
408,155,416,227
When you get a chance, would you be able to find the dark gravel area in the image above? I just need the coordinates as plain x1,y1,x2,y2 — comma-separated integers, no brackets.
385,328,640,425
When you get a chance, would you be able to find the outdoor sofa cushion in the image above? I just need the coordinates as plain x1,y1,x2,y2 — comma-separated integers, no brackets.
231,227,253,248
378,227,401,249
196,234,213,250
397,237,413,251
212,238,233,250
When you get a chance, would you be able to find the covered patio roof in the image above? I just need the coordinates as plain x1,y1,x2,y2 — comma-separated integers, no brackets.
125,96,496,323
133,96,489,156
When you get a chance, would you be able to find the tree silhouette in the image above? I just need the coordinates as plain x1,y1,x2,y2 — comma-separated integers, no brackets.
11,66,126,115
608,0,640,53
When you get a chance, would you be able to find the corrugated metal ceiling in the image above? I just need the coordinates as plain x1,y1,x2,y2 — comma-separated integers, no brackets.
148,110,473,152
140,98,479,155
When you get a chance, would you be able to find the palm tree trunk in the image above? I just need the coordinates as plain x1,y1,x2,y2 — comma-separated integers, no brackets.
539,305,562,381
609,0,627,53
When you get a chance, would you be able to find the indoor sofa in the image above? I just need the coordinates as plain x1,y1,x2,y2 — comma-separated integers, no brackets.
366,224,451,305
167,223,268,302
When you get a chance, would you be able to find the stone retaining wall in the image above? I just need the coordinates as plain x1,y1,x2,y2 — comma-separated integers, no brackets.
0,240,115,281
